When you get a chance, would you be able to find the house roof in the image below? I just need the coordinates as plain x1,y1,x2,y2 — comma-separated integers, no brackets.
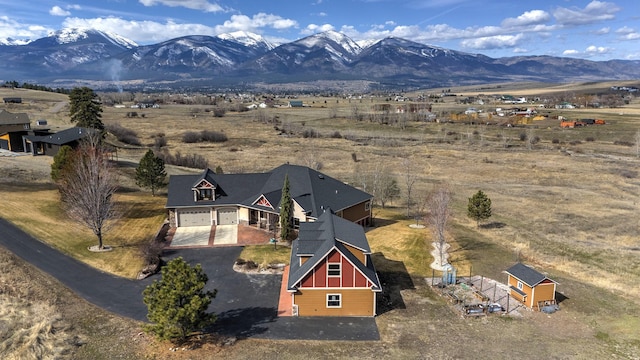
0,110,29,125
506,263,555,287
165,164,372,216
287,210,380,292
23,127,95,146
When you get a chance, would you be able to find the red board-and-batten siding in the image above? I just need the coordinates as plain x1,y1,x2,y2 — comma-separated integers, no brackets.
299,249,372,289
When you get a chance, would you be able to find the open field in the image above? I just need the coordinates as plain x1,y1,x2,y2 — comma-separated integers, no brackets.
1,83,639,358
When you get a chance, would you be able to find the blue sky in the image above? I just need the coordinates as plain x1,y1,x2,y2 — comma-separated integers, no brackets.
0,0,638,60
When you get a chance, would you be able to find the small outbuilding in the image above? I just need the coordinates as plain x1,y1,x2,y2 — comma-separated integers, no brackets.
505,263,557,310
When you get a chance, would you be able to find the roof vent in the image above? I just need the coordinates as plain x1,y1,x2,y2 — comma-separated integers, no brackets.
318,174,324,179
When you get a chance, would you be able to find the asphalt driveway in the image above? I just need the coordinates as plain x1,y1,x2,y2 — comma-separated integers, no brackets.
0,218,379,341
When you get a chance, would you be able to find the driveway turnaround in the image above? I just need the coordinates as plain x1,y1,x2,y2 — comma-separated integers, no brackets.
0,218,379,341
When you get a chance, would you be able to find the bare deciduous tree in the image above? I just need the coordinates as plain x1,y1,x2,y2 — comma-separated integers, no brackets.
59,135,119,249
426,185,452,267
402,158,418,217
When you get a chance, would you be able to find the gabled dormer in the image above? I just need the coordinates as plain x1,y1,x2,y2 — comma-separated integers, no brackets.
192,169,217,202
252,194,274,209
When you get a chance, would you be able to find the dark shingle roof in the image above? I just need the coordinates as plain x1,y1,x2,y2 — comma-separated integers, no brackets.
0,110,29,125
287,210,381,292
165,164,372,214
506,263,553,287
23,127,94,145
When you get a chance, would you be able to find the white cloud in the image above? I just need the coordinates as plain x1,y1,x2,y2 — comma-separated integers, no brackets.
616,26,635,34
461,34,524,50
585,45,611,54
301,23,335,35
138,0,225,13
513,47,529,53
49,6,71,16
60,13,298,44
0,16,52,40
562,45,612,58
594,27,610,35
501,10,550,27
68,4,82,10
563,49,579,56
553,1,619,26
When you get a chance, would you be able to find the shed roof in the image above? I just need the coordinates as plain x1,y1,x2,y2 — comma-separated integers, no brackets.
506,263,555,287
23,127,95,146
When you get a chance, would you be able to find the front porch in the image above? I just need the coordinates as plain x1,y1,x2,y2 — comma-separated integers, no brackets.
248,209,279,232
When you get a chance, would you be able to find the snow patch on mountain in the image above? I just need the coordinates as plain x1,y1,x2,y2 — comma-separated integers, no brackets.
217,31,275,50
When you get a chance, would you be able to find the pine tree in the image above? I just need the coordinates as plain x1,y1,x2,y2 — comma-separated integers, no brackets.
135,149,167,196
69,87,104,130
467,190,492,228
279,174,293,242
143,257,217,343
50,145,75,182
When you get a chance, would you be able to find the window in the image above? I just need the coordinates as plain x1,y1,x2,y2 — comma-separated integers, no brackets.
517,281,523,290
327,294,341,308
365,201,371,211
327,263,341,277
199,189,213,201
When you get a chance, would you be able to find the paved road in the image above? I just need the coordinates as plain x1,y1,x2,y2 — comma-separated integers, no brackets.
0,218,379,341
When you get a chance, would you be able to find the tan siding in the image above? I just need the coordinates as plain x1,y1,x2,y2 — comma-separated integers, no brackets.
342,243,366,264
533,283,556,308
508,275,534,307
341,202,371,224
293,289,375,316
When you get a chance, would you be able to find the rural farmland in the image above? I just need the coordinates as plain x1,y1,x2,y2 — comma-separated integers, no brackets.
0,82,639,359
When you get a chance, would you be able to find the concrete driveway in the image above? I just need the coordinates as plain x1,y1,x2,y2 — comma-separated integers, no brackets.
170,226,212,247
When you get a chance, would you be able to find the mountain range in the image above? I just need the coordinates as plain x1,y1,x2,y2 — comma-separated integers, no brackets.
1,28,639,90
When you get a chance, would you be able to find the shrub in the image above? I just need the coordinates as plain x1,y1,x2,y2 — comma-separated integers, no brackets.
213,108,226,117
519,132,527,141
182,130,228,143
157,150,209,169
200,130,227,143
569,140,582,145
153,136,167,149
302,128,319,138
330,131,342,139
614,140,633,147
552,138,560,144
585,137,595,142
106,123,142,146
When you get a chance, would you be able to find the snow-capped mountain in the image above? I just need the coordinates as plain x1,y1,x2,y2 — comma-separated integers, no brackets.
1,28,639,89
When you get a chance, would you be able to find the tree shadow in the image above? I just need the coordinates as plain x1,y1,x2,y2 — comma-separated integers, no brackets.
367,217,397,231
209,306,277,339
480,222,506,229
371,252,414,315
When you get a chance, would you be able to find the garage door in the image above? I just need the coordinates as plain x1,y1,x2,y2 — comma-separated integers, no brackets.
0,139,8,150
177,208,211,227
217,208,237,225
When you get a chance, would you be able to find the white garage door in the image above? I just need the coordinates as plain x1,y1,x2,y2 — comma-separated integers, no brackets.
177,208,211,227
217,208,237,225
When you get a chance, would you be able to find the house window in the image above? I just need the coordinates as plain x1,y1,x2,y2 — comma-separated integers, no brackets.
365,201,371,211
199,189,213,201
327,294,341,308
327,263,341,277
517,281,523,290
293,217,300,228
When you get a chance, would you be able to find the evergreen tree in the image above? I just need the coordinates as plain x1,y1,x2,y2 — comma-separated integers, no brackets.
135,149,167,196
143,257,217,343
467,190,492,228
279,174,293,242
50,145,75,182
69,87,104,130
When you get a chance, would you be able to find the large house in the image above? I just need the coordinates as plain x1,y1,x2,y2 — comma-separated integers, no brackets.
0,110,30,151
23,127,94,156
287,210,381,316
165,164,373,232
506,263,557,310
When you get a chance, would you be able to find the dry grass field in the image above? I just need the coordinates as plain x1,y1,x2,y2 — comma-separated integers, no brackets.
1,83,639,358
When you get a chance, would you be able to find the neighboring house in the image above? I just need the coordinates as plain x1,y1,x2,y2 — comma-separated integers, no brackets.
23,127,94,156
287,210,381,316
288,100,303,107
506,263,557,310
3,97,22,104
165,164,373,232
0,110,30,151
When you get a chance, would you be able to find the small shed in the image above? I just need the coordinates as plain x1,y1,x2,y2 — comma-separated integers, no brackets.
288,100,303,108
505,263,557,310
